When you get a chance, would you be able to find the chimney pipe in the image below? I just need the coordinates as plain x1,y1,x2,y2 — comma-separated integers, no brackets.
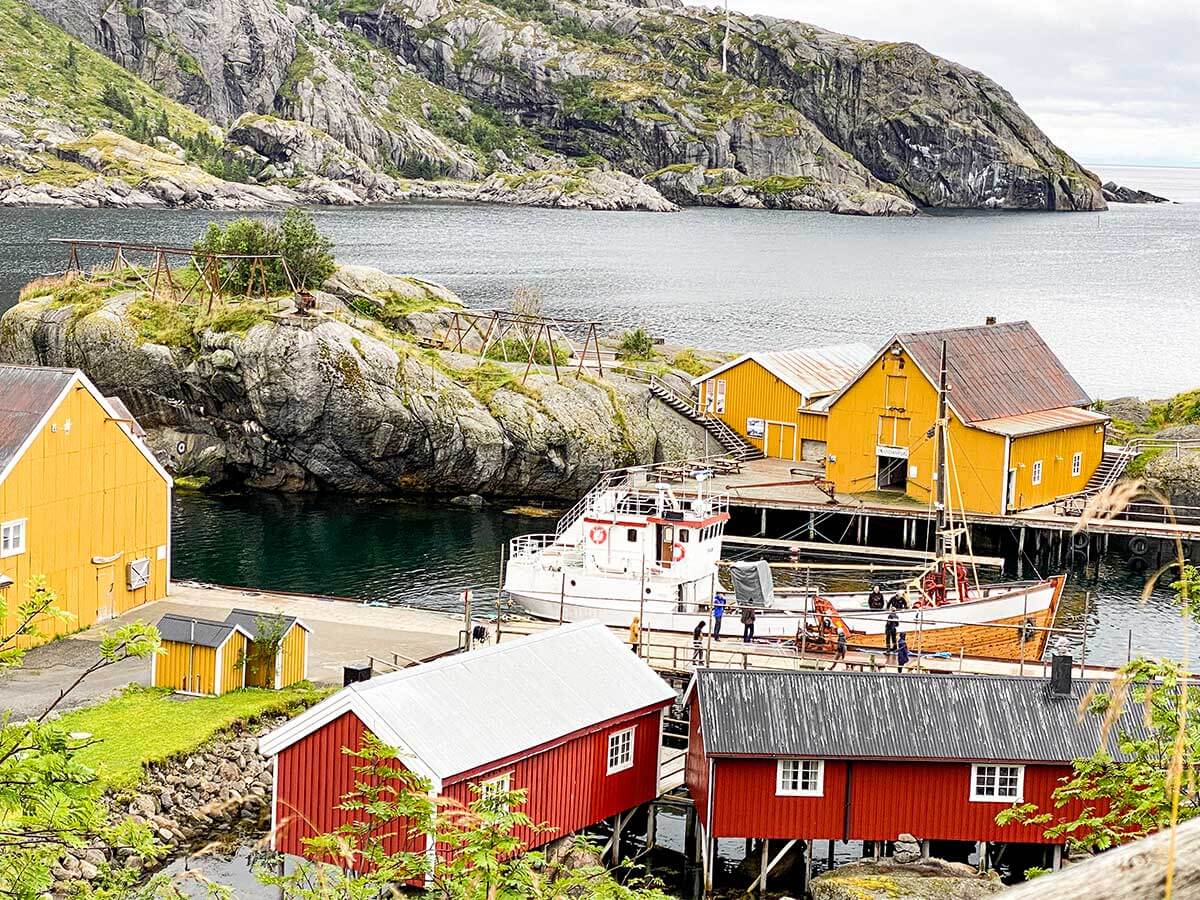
985,316,997,326
1050,654,1073,696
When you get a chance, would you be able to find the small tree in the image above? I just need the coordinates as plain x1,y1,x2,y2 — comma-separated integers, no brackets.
279,207,335,292
617,327,655,361
240,612,290,688
258,736,672,899
194,210,334,295
0,579,164,899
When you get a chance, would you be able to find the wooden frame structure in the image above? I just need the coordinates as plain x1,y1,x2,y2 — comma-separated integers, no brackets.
53,238,297,313
439,309,606,383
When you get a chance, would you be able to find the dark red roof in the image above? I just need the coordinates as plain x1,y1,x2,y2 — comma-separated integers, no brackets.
0,365,76,476
898,322,1091,423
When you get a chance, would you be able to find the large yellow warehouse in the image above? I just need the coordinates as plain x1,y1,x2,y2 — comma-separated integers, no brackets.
0,365,171,645
823,322,1109,514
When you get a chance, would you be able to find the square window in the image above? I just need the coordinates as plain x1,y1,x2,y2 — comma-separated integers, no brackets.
607,727,635,774
1071,452,1082,477
0,519,26,558
627,528,638,543
679,529,690,543
970,764,1024,802
1031,460,1043,486
776,759,823,796
478,773,512,811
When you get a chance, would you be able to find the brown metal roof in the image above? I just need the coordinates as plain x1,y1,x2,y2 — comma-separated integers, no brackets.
973,406,1109,438
897,322,1092,423
104,396,146,437
0,364,76,478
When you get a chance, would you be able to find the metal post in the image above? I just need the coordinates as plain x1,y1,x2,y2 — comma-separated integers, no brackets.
1080,591,1089,675
803,840,813,897
496,542,505,643
559,571,566,626
759,840,769,899
463,588,473,651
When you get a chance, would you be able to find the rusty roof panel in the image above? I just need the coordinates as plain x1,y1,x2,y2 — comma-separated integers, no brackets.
974,406,1109,438
695,669,1147,764
0,364,76,477
756,344,875,399
104,396,146,437
898,322,1092,423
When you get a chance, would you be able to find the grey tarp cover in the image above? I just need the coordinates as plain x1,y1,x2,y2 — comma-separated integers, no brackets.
730,559,774,607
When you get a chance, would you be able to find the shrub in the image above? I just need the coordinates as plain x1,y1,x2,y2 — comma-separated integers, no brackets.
617,326,656,360
194,208,335,294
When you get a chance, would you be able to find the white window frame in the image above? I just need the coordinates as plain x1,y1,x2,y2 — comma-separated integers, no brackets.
0,519,26,558
1071,451,1082,477
715,379,727,414
1031,459,1043,486
969,764,1024,802
606,726,635,775
776,759,824,797
479,772,512,810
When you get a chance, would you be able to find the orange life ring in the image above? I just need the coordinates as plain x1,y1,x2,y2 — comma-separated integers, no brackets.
589,525,608,544
672,542,685,562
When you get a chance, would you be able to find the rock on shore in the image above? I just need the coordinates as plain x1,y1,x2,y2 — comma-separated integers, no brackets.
810,858,1004,900
0,267,706,498
1100,182,1169,204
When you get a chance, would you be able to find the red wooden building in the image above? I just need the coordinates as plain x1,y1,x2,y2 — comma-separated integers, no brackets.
259,621,675,873
685,668,1138,893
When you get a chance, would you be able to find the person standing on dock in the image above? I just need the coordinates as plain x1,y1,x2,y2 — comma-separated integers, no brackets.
712,592,726,641
692,620,705,666
897,633,910,671
628,616,640,654
741,604,757,643
835,629,847,666
885,611,899,653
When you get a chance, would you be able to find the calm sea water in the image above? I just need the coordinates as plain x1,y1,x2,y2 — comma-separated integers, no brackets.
0,165,1196,398
2,165,1197,666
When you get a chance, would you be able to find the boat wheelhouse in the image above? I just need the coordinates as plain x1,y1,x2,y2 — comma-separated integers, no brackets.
504,464,731,630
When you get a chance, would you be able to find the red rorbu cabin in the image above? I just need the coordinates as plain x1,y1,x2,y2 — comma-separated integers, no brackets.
259,621,675,872
686,668,1138,893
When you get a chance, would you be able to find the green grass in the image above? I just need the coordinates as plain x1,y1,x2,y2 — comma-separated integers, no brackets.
202,303,271,336
125,295,199,350
53,684,327,790
670,349,710,377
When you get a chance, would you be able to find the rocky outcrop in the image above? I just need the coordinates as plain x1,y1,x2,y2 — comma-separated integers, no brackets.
49,715,284,896
0,268,706,498
810,858,1005,900
17,0,1105,216
1144,448,1200,508
1101,182,1169,204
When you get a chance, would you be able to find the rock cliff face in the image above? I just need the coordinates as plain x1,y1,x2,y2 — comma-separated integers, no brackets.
0,268,706,498
9,0,1104,215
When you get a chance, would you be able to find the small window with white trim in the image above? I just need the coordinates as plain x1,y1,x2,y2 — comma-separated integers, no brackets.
1031,460,1043,486
478,772,512,811
776,759,824,796
607,727,635,774
0,519,26,558
970,764,1024,802
627,528,638,543
1071,452,1082,477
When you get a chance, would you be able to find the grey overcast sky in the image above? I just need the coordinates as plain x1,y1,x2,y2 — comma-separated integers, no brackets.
715,0,1200,168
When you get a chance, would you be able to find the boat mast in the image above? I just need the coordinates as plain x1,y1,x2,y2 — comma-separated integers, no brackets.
934,340,949,560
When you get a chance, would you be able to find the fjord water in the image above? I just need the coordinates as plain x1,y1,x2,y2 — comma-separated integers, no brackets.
3,165,1198,665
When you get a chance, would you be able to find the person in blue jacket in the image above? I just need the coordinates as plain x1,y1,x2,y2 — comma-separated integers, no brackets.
712,592,726,641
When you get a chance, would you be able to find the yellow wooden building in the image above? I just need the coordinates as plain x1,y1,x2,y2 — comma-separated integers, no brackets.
0,365,172,645
692,344,874,461
823,322,1109,514
152,613,253,696
223,609,310,688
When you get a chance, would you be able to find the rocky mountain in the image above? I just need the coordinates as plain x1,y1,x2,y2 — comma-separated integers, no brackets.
0,265,707,496
1,0,1106,214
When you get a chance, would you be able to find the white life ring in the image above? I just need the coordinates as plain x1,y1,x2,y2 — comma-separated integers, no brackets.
589,525,608,544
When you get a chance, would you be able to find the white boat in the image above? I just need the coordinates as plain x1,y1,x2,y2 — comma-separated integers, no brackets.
504,343,1065,660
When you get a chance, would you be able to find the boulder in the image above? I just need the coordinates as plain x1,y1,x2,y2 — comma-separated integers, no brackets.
893,833,921,864
1144,448,1200,508
1102,396,1152,426
1100,181,1169,203
810,858,1004,900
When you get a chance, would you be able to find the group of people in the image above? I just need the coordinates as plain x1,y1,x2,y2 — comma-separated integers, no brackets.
690,593,759,663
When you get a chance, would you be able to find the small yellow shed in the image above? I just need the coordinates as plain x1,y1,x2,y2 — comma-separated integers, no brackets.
223,609,310,689
692,344,874,462
152,614,252,697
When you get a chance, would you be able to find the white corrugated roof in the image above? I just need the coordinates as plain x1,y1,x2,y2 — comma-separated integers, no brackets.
973,406,1109,437
691,343,874,400
258,622,674,783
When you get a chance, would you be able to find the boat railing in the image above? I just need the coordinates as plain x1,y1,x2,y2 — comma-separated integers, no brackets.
508,533,562,558
553,465,730,538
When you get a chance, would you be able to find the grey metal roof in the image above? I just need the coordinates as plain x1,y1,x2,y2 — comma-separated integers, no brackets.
259,621,676,780
692,343,874,400
104,396,146,437
224,608,300,641
0,365,76,478
694,669,1147,764
157,613,239,648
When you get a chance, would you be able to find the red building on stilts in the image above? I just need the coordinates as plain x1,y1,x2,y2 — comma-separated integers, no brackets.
259,622,675,873
685,666,1136,895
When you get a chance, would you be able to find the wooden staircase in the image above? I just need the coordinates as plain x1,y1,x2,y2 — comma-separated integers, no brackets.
645,375,764,460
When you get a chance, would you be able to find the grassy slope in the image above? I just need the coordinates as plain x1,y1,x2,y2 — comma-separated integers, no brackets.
53,684,327,790
0,1,212,140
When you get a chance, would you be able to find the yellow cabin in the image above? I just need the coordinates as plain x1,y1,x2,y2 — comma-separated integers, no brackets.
0,365,171,645
693,345,874,461
824,322,1109,514
223,608,310,689
152,613,252,696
